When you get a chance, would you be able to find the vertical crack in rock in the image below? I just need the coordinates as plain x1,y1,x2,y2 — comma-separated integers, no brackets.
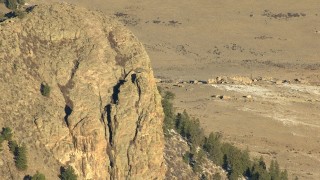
98,90,114,179
98,91,108,139
112,80,126,104
58,58,81,149
106,78,127,179
105,104,113,146
127,73,143,177
58,58,81,128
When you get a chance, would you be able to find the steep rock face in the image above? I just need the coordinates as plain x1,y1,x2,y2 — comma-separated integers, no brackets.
0,3,165,179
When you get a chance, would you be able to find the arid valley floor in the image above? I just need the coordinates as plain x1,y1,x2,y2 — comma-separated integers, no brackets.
20,0,320,179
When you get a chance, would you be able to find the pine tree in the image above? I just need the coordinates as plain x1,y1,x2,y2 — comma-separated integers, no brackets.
203,132,223,165
280,169,288,180
269,160,276,179
274,160,280,179
8,140,18,152
59,166,77,180
2,127,13,140
15,144,28,170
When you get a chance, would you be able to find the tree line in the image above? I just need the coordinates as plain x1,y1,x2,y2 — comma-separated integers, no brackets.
159,88,290,180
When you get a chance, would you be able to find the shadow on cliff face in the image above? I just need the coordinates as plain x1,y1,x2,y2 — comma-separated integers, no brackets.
64,105,73,127
112,80,126,103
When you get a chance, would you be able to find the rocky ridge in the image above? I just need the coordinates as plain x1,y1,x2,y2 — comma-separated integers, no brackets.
0,3,165,179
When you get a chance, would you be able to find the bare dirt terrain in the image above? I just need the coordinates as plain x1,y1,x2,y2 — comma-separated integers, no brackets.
25,0,320,179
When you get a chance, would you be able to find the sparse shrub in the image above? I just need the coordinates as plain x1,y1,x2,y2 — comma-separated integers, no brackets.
59,166,77,180
8,140,18,152
40,82,51,97
14,144,28,170
182,151,191,164
2,127,13,140
31,171,46,180
23,175,32,180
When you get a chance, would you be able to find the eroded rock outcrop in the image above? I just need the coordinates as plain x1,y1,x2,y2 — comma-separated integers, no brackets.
0,3,165,179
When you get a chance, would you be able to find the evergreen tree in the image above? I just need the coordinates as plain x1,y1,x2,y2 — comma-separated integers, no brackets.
221,143,251,180
8,140,18,152
280,169,288,180
15,144,28,170
250,161,271,180
269,160,276,179
203,132,223,165
2,127,13,140
274,160,280,179
59,166,77,180
161,91,175,132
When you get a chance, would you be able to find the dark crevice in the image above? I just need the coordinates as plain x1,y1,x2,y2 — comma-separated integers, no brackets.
58,58,81,128
133,116,143,143
137,82,142,100
105,103,115,178
64,105,73,127
112,80,126,104
72,117,87,131
127,77,143,178
131,74,136,83
71,60,80,79
105,104,113,146
106,78,131,179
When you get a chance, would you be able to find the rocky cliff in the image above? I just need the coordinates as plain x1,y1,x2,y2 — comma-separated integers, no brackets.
0,3,165,179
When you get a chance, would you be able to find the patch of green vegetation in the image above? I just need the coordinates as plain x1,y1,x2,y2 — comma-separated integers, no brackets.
0,127,28,171
176,110,205,147
158,87,175,134
14,144,28,170
0,127,13,151
41,82,51,97
8,139,18,152
160,89,288,179
59,166,77,180
31,171,46,180
2,127,13,140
